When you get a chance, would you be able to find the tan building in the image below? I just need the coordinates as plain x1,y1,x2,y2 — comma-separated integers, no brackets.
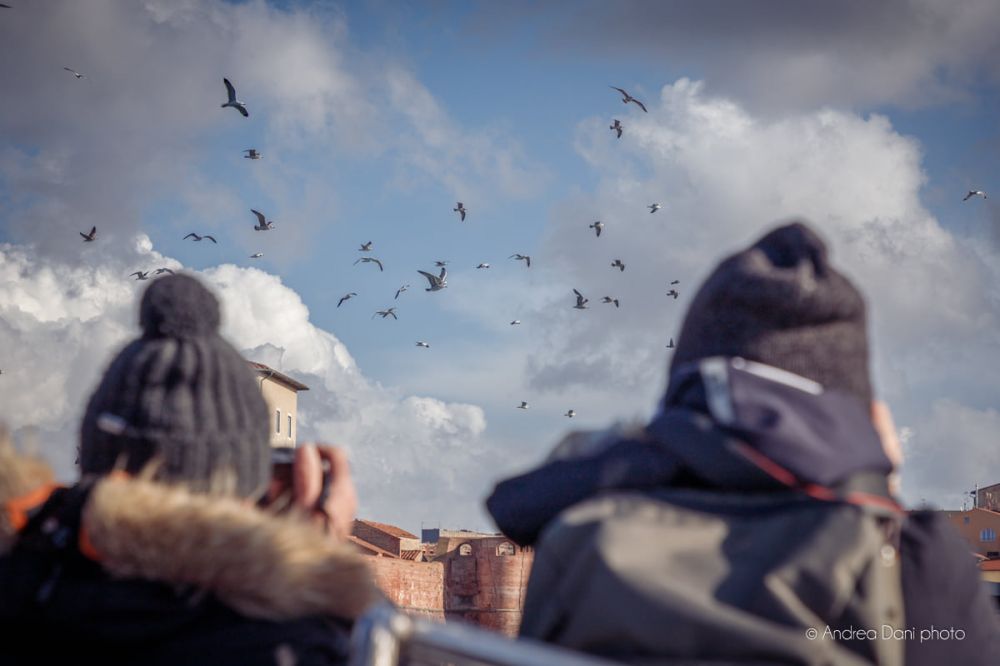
941,508,1000,558
249,362,309,447
976,483,1000,512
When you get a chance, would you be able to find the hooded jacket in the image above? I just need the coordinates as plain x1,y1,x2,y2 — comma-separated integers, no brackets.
0,444,377,666
487,358,1000,665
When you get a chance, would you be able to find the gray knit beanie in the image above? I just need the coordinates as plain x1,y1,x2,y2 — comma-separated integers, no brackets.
669,221,873,404
79,273,270,497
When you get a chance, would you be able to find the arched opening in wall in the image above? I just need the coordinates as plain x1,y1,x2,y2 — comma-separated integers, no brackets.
458,543,473,556
496,542,515,556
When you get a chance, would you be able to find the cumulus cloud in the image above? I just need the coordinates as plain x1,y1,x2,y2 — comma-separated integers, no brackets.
487,79,1000,507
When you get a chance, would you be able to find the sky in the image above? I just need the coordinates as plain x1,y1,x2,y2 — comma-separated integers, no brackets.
1,0,999,531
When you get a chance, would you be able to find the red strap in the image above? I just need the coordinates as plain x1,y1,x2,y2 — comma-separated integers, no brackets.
4,482,60,532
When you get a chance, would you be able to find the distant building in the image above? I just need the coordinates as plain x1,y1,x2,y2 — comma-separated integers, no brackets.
975,483,1000,512
249,362,309,447
941,508,1000,559
352,519,425,560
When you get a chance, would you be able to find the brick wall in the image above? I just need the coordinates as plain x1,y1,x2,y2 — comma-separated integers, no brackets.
369,557,446,621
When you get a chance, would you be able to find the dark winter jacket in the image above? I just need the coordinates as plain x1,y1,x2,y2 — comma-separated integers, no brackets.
0,448,377,666
487,357,1000,665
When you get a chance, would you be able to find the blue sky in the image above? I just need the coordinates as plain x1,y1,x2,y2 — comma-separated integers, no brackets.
1,0,999,530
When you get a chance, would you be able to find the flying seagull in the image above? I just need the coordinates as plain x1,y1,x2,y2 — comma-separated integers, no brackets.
611,259,625,272
667,289,679,300
589,221,603,237
573,289,589,309
79,226,97,242
666,338,675,349
183,232,217,243
510,253,531,268
416,341,431,348
250,253,263,259
669,279,680,285
476,263,490,269
395,284,410,299
373,308,397,320
354,257,384,272
963,190,987,201
453,202,467,221
337,292,357,308
610,86,647,112
609,119,623,139
517,401,529,410
154,268,174,275
222,78,248,117
243,149,261,160
358,241,373,252
510,320,521,326
601,296,620,308
434,260,449,267
63,67,85,79
565,409,576,418
648,203,661,213
130,271,150,281
251,209,275,231
418,266,447,291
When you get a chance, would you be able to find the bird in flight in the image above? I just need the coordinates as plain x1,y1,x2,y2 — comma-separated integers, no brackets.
395,284,410,299
154,268,174,275
510,254,531,268
666,289,679,300
358,241,373,252
63,67,85,79
517,401,529,410
476,263,491,269
222,78,248,117
130,271,150,281
243,149,261,160
250,253,263,259
610,86,647,112
510,320,521,326
589,221,604,237
418,266,448,291
453,202,467,221
183,233,217,243
354,257,384,272
963,190,987,201
565,409,576,418
611,259,626,272
666,338,675,349
601,296,620,308
373,308,398,320
337,293,357,308
648,203,661,213
669,279,680,285
609,119,623,139
573,289,589,309
79,226,97,242
251,209,275,231
416,341,431,348
434,260,449,267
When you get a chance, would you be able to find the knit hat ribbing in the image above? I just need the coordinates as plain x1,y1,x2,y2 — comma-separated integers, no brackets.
79,274,270,498
668,222,873,404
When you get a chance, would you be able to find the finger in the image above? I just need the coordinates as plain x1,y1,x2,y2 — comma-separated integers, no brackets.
292,444,321,510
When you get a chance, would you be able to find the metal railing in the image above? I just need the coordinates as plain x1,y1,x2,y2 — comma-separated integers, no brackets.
349,603,621,666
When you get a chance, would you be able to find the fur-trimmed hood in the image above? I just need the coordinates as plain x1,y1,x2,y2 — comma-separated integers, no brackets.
0,442,377,624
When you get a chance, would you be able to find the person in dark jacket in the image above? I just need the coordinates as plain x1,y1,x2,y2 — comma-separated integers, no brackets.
0,273,376,666
487,222,1000,665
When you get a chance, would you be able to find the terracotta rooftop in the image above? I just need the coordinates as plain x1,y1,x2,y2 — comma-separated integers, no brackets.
248,361,310,392
348,535,398,558
356,519,418,540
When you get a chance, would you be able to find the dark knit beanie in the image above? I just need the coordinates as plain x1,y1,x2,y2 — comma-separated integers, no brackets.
79,273,270,498
669,221,873,404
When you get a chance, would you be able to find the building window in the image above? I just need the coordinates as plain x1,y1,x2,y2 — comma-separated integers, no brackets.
964,516,971,525
496,542,515,556
275,409,281,434
458,543,472,557
981,528,997,542
287,414,292,439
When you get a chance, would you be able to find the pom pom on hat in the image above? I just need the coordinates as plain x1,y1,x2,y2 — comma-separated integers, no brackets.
140,273,221,339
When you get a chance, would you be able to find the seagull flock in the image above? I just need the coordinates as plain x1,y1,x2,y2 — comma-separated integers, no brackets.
47,57,987,419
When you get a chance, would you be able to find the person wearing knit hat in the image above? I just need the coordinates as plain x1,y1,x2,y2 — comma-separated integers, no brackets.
0,273,374,666
487,221,1000,665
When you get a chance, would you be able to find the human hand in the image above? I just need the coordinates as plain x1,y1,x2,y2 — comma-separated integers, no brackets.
292,444,358,541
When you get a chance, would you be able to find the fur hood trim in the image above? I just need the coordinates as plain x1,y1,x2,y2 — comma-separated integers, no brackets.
1,442,378,622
